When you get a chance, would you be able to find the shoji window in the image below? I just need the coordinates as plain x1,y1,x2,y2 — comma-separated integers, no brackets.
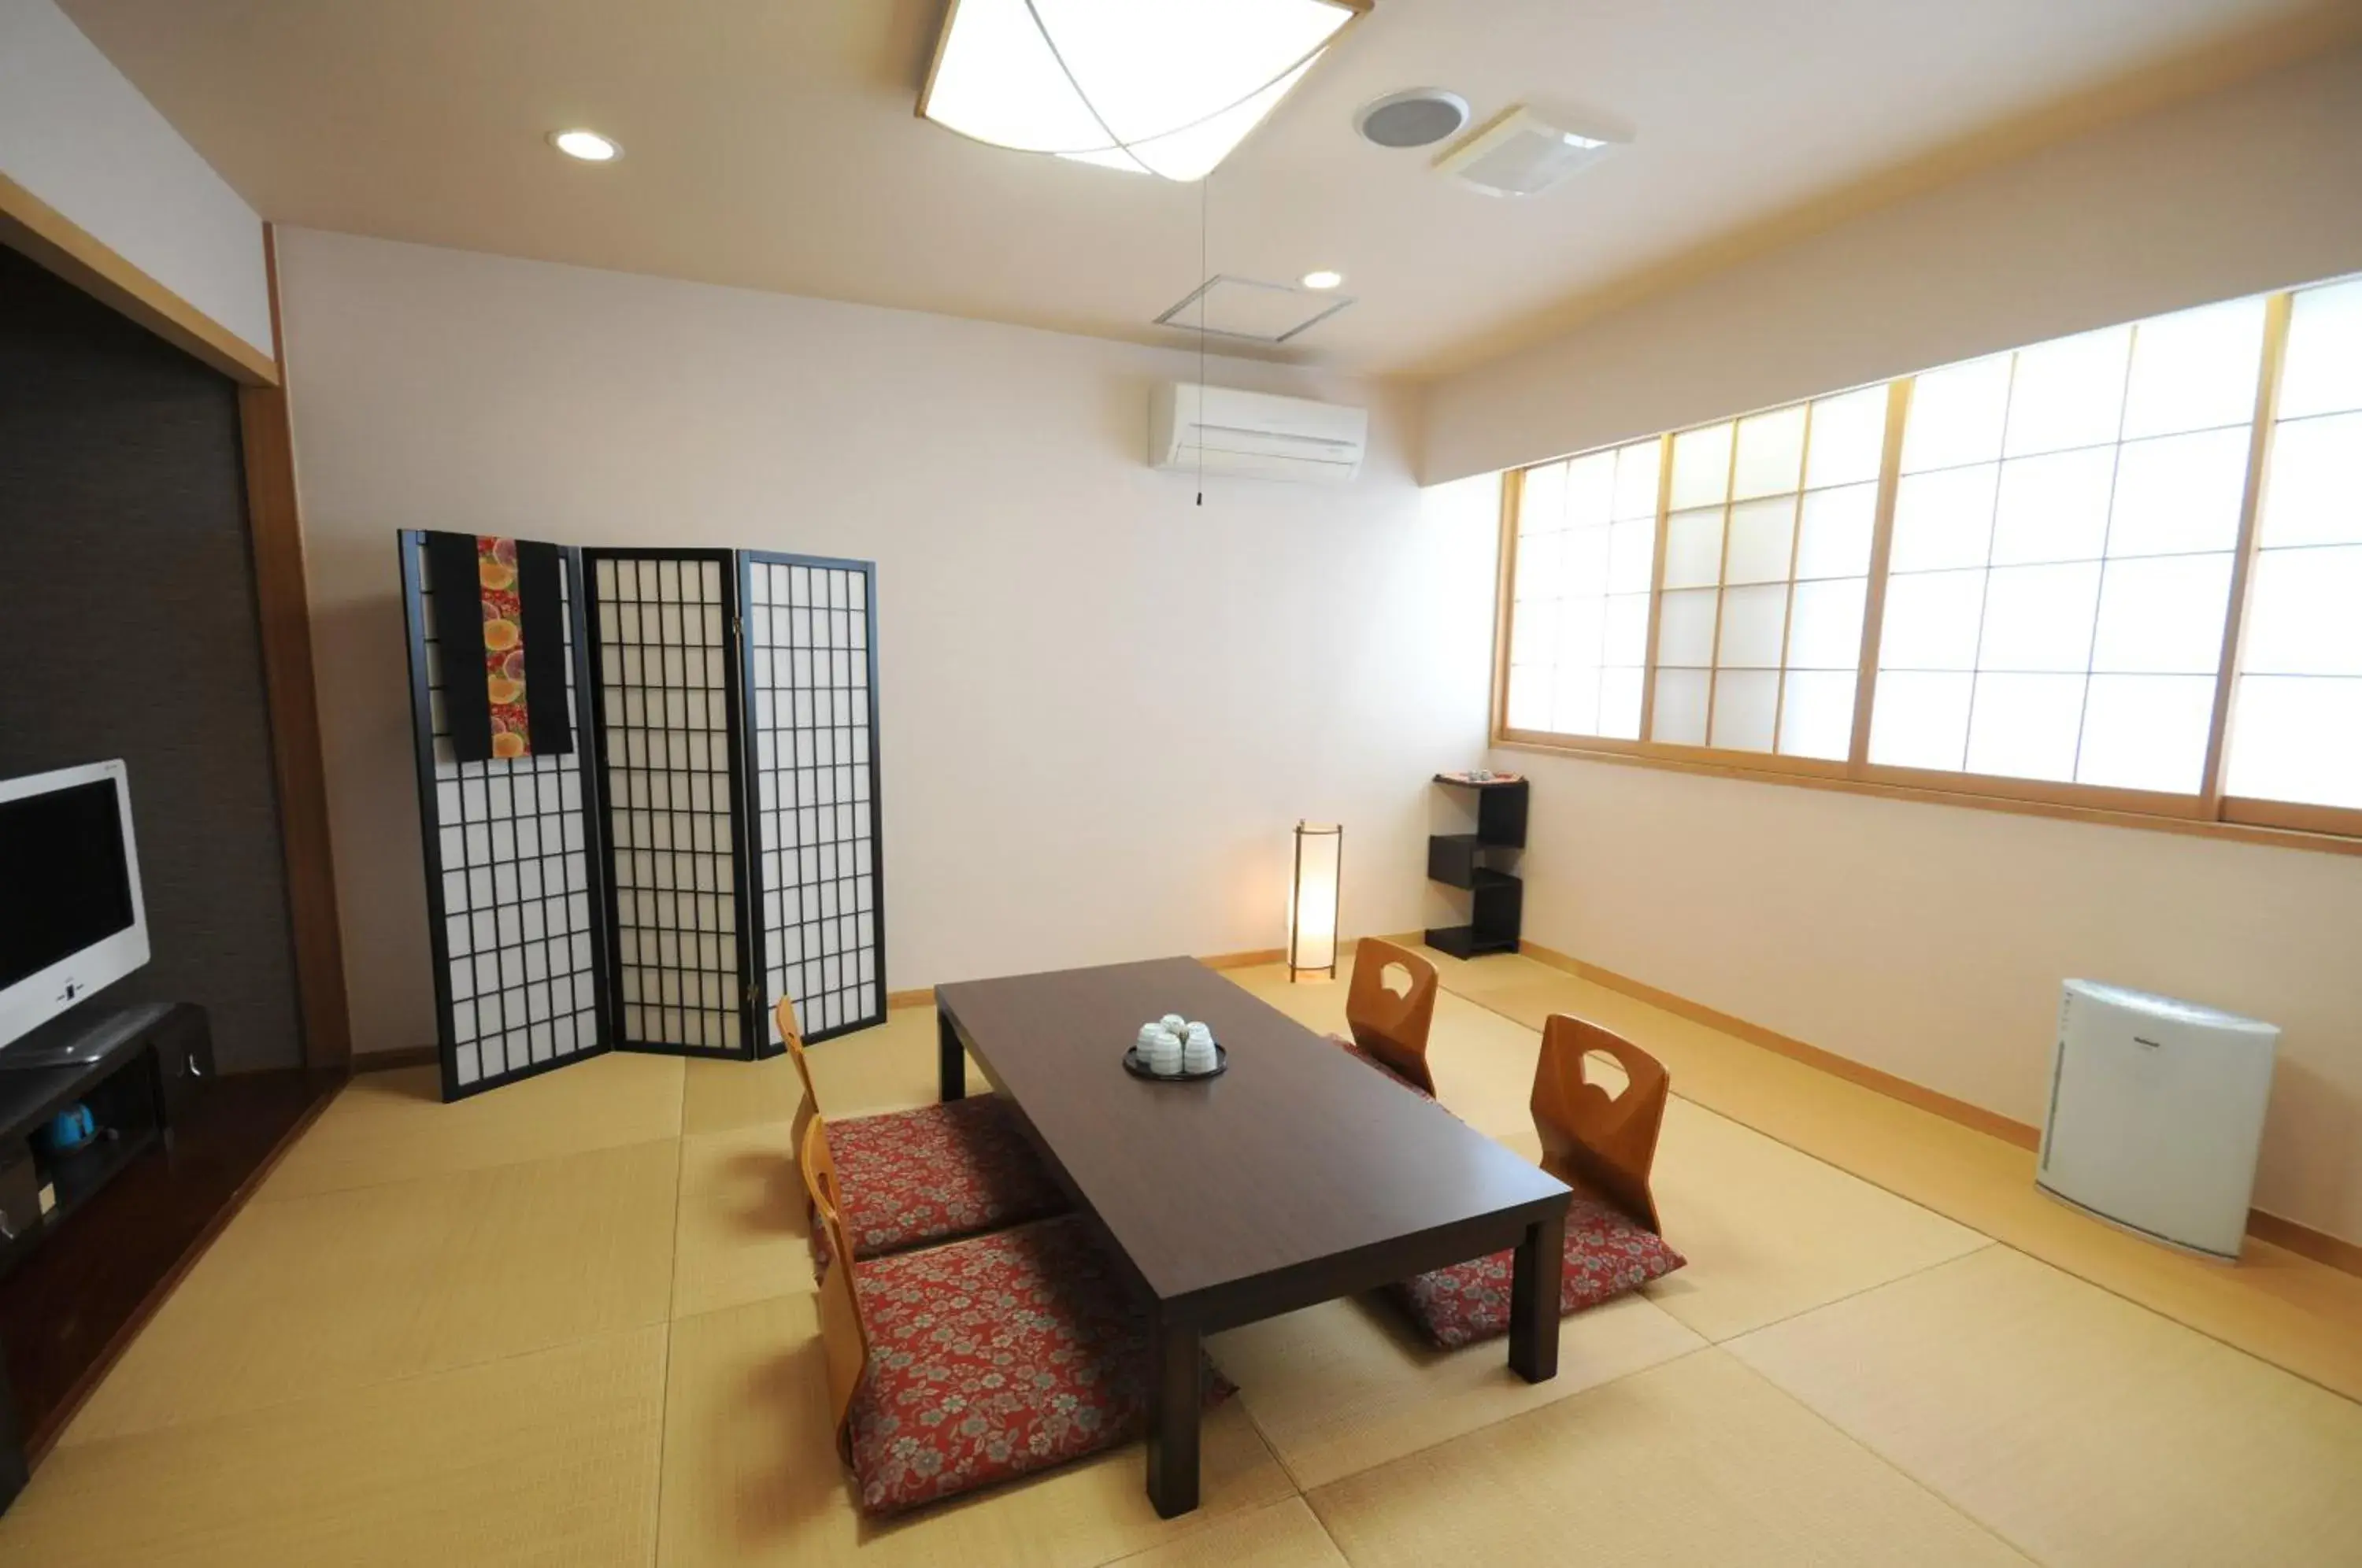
2224,277,2362,813
1505,438,1660,740
1653,386,1888,758
1868,298,2267,793
1494,270,2362,848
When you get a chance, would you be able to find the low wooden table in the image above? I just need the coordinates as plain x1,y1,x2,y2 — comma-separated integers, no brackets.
935,956,1571,1517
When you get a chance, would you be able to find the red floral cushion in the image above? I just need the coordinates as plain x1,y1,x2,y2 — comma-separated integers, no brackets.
1386,1196,1686,1349
1327,1033,1435,1100
820,1096,1068,1264
846,1216,1231,1516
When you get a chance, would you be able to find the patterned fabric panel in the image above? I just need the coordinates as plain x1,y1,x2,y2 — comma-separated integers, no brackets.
846,1216,1231,1516
1327,1033,1435,1100
1386,1195,1687,1349
826,1096,1068,1262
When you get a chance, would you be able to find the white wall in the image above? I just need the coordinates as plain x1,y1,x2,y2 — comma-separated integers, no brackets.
1500,753,2362,1248
0,0,272,358
1425,44,2362,483
1438,46,2362,1247
274,228,1498,1061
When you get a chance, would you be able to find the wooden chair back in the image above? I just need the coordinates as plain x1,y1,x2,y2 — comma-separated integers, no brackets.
776,995,819,1150
1530,1014,1670,1233
1346,938,1440,1096
797,1115,868,1463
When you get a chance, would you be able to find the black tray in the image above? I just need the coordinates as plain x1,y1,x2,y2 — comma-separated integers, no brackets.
1123,1041,1227,1082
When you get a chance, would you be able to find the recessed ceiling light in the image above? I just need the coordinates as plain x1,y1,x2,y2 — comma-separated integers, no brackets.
1300,269,1344,290
920,0,1364,182
549,128,623,163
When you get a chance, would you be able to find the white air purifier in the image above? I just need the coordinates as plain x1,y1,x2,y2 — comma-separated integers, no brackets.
2037,980,2278,1260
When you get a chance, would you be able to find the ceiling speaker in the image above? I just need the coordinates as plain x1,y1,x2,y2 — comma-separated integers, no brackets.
1356,89,1471,150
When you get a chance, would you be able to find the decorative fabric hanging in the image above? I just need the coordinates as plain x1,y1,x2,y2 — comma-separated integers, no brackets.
421,531,573,762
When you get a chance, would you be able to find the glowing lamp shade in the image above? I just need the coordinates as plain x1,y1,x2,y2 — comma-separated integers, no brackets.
920,0,1362,182
1287,821,1343,981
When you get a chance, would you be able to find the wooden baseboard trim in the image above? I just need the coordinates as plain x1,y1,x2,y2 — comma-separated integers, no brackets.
1513,939,2362,1278
1516,939,2042,1151
1198,947,1288,971
2245,1207,2362,1278
354,1045,440,1073
883,940,1372,1012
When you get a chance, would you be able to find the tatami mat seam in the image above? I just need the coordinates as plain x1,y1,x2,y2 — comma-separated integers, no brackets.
250,1130,686,1204
653,1128,688,1565
1436,974,2362,1406
1291,1340,1720,1500
1676,1238,2001,1345
52,1319,670,1464
1228,1367,1318,1496
1714,1343,2046,1565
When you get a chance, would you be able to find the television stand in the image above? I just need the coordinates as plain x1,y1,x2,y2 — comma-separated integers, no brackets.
0,1001,180,1071
0,1002,213,1509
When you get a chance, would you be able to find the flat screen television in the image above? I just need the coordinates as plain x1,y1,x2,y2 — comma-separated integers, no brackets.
0,760,150,1052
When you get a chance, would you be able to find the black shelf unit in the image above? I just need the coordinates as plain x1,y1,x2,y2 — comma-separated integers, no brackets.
1423,775,1527,960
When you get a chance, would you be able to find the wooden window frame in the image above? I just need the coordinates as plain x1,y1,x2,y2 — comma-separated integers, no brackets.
1490,286,2362,856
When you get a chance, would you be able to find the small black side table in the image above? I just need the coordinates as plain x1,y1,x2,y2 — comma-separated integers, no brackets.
1423,775,1527,959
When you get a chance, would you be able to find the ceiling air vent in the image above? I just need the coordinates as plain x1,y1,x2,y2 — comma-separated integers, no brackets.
1436,105,1622,197
1356,89,1471,150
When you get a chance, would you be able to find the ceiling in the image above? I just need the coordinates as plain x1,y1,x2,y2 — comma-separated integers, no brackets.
59,0,2353,377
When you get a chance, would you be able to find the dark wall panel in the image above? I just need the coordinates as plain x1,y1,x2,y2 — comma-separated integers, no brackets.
0,245,302,1072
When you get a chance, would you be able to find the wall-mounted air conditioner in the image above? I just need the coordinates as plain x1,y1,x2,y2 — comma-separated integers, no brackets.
1148,382,1368,484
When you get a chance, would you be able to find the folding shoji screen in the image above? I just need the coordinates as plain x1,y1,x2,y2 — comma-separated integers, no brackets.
400,533,613,1099
401,536,887,1098
582,550,760,1058
742,553,886,1045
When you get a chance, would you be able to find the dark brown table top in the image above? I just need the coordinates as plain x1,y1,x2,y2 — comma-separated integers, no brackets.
935,956,1569,1307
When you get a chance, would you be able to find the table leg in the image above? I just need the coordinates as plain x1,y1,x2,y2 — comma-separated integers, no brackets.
1146,1312,1202,1518
937,1008,965,1102
1508,1207,1565,1383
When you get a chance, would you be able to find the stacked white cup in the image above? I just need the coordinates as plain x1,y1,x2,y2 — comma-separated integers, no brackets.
1138,1020,1183,1075
1182,1022,1217,1074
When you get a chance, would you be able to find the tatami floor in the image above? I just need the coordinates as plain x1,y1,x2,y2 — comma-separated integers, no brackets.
2,950,2358,1566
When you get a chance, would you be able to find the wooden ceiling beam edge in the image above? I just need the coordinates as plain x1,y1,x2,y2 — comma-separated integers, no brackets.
0,169,277,387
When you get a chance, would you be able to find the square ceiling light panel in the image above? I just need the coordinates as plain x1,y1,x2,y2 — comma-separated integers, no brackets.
1154,276,1357,345
920,0,1366,182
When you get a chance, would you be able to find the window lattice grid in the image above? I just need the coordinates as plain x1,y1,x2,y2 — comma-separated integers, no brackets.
590,556,746,1052
747,559,881,1043
1869,296,2268,792
2226,276,2362,809
1652,385,1888,760
1504,438,1660,741
416,538,602,1089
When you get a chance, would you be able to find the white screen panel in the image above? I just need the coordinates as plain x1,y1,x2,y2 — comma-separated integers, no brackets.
747,557,884,1044
591,554,746,1054
406,534,605,1094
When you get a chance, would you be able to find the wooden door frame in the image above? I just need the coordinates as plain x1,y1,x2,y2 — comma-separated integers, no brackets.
1,182,350,1071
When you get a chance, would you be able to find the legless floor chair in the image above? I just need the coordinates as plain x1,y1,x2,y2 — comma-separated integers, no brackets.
778,997,1064,1262
1330,937,1441,1097
1386,1013,1686,1348
800,1117,1229,1516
